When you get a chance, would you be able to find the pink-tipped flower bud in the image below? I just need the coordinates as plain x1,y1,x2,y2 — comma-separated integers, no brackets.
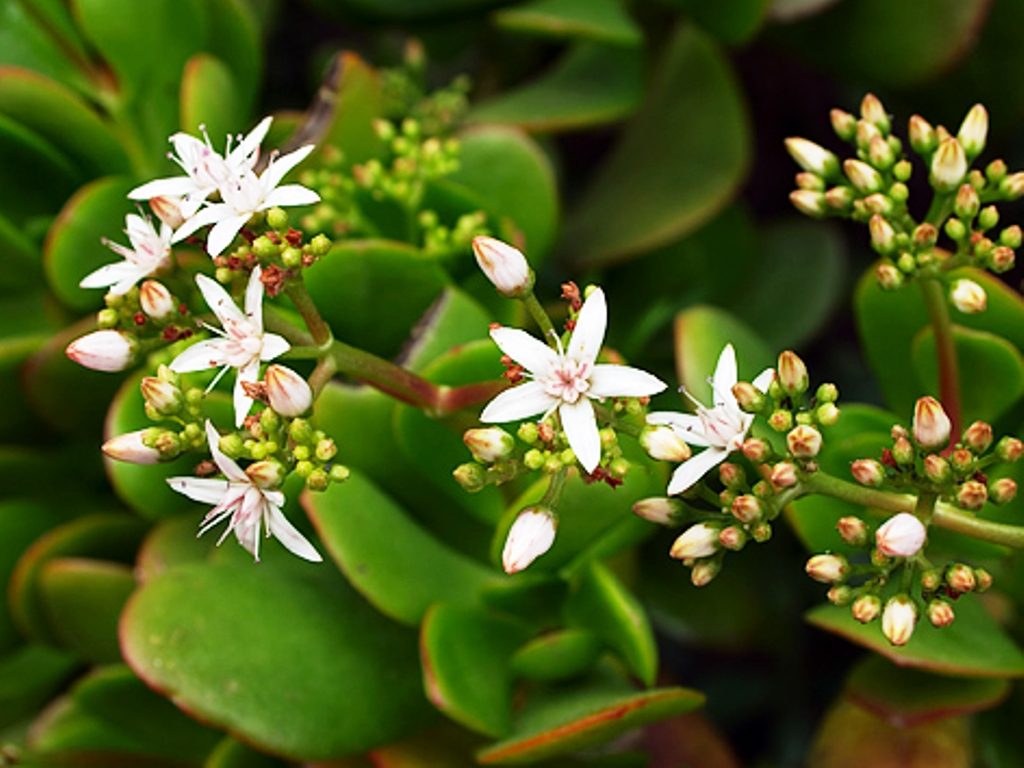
957,103,988,157
850,458,884,487
836,516,868,546
830,108,857,141
690,560,720,587
472,236,533,298
963,420,993,453
245,460,286,489
930,138,968,191
139,280,175,320
731,494,764,524
945,563,977,594
149,195,185,229
975,568,993,592
718,462,745,489
922,454,951,484
463,426,515,463
805,553,849,584
777,350,809,395
990,477,1017,505
796,172,825,192
787,425,822,458
632,497,684,526
996,436,1024,462
824,185,854,212
860,93,890,132
264,364,313,417
827,585,853,606
844,159,883,194
640,426,691,463
987,245,1016,273
141,376,182,415
868,135,895,169
101,430,161,465
784,137,839,178
954,183,980,220
502,507,556,574
65,330,136,372
876,262,903,290
949,279,987,314
741,438,769,463
732,381,766,413
927,599,956,629
670,522,719,561
882,595,918,646
769,461,798,490
1001,172,1024,200
957,480,988,510
892,436,915,466
912,396,951,449
875,512,927,558
789,190,826,218
851,594,881,624
718,525,747,551
908,115,937,154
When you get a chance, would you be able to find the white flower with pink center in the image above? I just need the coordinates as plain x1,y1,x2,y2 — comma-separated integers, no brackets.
78,213,172,296
169,267,289,427
648,344,775,496
480,288,666,473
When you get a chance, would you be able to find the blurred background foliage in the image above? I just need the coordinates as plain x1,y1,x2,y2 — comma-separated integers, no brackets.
3,0,1024,765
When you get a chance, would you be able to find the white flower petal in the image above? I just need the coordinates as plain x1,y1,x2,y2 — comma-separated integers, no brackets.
169,339,230,372
228,116,272,168
244,266,264,330
260,145,315,192
752,367,776,393
111,266,153,296
260,184,320,209
206,212,252,257
589,364,666,398
233,359,260,427
166,476,230,504
489,327,558,375
128,176,198,201
559,400,601,473
196,273,247,329
205,420,248,482
267,505,322,562
667,447,728,496
567,288,606,367
480,381,554,423
173,204,231,243
647,411,711,447
79,260,139,291
260,333,290,362
713,344,738,396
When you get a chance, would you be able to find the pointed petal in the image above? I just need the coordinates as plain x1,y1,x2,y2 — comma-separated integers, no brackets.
559,400,601,473
228,116,272,168
568,288,607,366
233,359,259,428
206,213,251,257
647,411,711,447
260,184,320,209
490,327,558,374
713,344,738,394
480,381,554,423
204,420,248,482
260,145,315,192
128,176,198,200
111,266,152,296
169,339,229,372
172,204,230,243
752,367,776,392
166,476,230,504
267,504,322,562
196,273,246,328
667,447,728,496
260,333,290,362
244,266,264,331
589,364,666,398
79,260,138,291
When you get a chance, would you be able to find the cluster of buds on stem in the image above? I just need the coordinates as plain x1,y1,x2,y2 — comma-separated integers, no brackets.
787,95,1020,307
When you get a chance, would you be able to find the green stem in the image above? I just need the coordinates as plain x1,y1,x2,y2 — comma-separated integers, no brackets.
541,468,568,509
914,491,937,525
925,191,954,227
521,290,558,344
800,471,1024,548
920,278,961,444
285,278,333,348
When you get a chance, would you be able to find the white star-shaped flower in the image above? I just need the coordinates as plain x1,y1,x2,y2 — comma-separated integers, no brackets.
169,267,289,427
78,213,172,296
480,288,666,473
128,117,272,219
171,144,320,257
167,421,321,562
648,344,775,496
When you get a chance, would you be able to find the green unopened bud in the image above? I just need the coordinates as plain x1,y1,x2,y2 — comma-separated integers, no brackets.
454,462,486,492
868,135,895,169
850,458,884,487
329,464,350,483
281,246,303,268
816,402,840,426
862,193,893,216
464,427,515,463
219,432,245,458
640,426,691,463
927,599,956,628
945,563,977,593
288,418,314,444
957,480,987,510
718,462,746,489
315,438,337,462
523,449,545,470
957,103,988,158
306,468,329,491
824,186,854,212
875,262,903,290
830,108,857,141
796,172,826,192
1001,172,1024,200
690,559,721,588
922,454,951,483
141,376,182,414
986,159,1008,183
750,522,772,543
892,436,915,465
954,184,980,220
908,115,937,154
837,516,868,546
815,383,838,404
987,245,1016,272
785,137,839,178
789,189,826,218
860,93,890,132
844,159,883,194
806,553,849,584
517,422,539,444
310,234,331,256
777,351,809,396
732,381,766,413
253,235,278,259
989,477,1017,505
718,525,747,552
996,436,1024,462
769,461,798,490
1000,225,1022,249
931,138,968,191
768,409,793,432
897,252,916,273
632,497,684,526
944,217,968,242
741,438,770,463
828,585,854,606
851,594,881,624
975,568,993,592
893,159,913,182
246,460,285,489
266,207,289,230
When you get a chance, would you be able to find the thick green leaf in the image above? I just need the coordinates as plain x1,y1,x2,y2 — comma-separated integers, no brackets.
303,471,500,625
511,628,601,682
565,561,657,685
494,0,642,46
121,561,428,761
806,599,1024,678
564,25,749,267
0,0,94,95
401,287,493,373
0,644,78,730
305,239,448,357
476,664,704,764
203,0,262,110
912,325,1024,425
467,44,643,134
37,558,135,663
206,736,288,768
306,0,501,21
421,604,532,737
180,54,244,140
0,113,81,222
135,516,210,583
671,305,772,398
304,52,384,168
845,656,1009,727
663,0,769,44
448,125,559,259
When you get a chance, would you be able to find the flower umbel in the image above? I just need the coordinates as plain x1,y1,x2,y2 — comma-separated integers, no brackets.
169,267,289,427
167,421,321,562
479,288,666,473
79,214,173,296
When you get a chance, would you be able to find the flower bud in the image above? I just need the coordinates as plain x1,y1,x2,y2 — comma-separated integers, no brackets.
731,381,766,413
264,364,313,418
844,159,883,194
670,522,719,561
948,279,986,315
837,516,868,546
962,420,993,453
881,595,918,646
777,351,809,396
65,330,136,372
851,594,881,624
769,462,797,490
472,236,533,298
892,436,914,465
149,195,185,229
502,507,556,574
463,426,515,463
731,494,763,524
930,138,968,191
1001,172,1024,200
1001,225,1022,249
912,397,951,449
989,477,1017,505
827,585,853,606
850,458,884,487
922,457,951,487
957,480,987,510
784,137,839,178
805,554,849,584
824,185,854,212
860,93,890,132
768,409,793,432
927,599,955,629
975,568,993,592
908,115,937,154
875,262,903,290
453,462,486,492
246,460,286,489
737,438,766,463
789,190,826,218
101,430,161,464
986,244,1015,273
640,426,691,463
787,425,822,458
816,402,840,427
632,497,684,526
875,512,927,558
996,436,1024,462
830,109,856,141
979,204,999,230
139,280,175,320
855,119,882,149
718,525,746,551
957,103,988,158
141,376,182,415
718,462,745,489
868,215,896,255
690,560,720,587
945,563,976,594
796,172,825,192
954,183,980,220
868,136,895,169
